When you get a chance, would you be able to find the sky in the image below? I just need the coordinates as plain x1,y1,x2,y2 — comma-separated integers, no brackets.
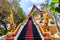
20,0,52,15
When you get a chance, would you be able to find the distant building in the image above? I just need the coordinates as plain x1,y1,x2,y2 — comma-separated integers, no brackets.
28,5,43,19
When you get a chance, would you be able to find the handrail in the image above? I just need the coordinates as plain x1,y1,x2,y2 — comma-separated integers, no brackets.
7,23,22,37
35,21,51,37
7,20,26,37
37,23,45,36
34,21,52,40
6,20,27,40
34,21,45,36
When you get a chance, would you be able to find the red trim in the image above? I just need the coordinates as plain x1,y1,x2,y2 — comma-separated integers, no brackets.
44,37,52,40
6,37,14,40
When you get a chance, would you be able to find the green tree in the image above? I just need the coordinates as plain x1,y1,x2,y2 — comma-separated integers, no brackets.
0,0,26,34
50,0,60,32
40,0,49,11
0,0,12,35
12,0,26,26
32,11,37,16
50,0,60,14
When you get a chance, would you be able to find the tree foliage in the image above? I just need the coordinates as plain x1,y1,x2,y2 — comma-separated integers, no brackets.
32,11,37,16
50,0,60,14
0,0,26,32
40,0,49,11
12,0,26,26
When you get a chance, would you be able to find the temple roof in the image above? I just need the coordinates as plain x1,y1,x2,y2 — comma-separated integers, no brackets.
28,5,43,16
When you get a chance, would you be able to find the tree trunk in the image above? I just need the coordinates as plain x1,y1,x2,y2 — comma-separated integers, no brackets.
2,21,7,34
53,13,60,32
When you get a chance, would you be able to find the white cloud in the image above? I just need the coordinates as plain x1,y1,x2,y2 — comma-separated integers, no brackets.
27,7,32,11
37,6,40,9
37,6,42,10
25,0,44,3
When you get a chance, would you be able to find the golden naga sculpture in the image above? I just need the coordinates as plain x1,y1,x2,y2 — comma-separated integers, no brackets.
44,9,49,27
43,9,51,32
10,9,14,32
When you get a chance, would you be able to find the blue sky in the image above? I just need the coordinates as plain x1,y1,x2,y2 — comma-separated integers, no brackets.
20,0,52,15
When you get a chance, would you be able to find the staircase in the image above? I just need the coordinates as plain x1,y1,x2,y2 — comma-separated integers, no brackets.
17,20,42,40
